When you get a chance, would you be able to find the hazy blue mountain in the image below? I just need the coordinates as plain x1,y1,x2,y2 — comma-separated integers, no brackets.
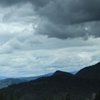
0,73,53,89
0,71,76,81
69,71,78,75
0,78,27,89
18,72,53,81
0,76,7,80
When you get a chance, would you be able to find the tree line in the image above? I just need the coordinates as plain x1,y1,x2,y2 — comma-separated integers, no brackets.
0,91,100,100
47,91,100,100
0,92,15,100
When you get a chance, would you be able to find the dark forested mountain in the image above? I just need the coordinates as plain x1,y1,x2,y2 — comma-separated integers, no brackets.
1,62,100,100
0,71,100,100
0,71,76,89
0,71,72,89
53,70,74,77
76,62,100,79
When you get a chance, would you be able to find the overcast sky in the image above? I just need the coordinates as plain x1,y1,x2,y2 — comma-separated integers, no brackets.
0,0,100,77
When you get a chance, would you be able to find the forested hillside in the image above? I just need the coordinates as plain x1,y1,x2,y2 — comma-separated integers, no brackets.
0,62,100,100
0,71,100,100
76,62,100,79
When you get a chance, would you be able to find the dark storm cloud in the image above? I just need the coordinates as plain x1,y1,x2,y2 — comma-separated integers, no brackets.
1,0,100,24
35,0,100,25
35,21,86,39
34,0,100,39
0,0,49,7
1,0,100,39
35,20,100,39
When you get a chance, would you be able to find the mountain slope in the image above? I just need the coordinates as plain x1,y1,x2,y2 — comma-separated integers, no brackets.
0,71,100,100
0,78,27,89
53,70,74,76
0,73,53,89
76,62,100,79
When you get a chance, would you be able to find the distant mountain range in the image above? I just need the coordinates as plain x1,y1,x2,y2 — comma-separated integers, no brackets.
70,71,78,74
0,78,27,89
0,71,77,80
18,72,53,81
0,76,7,80
0,62,100,100
0,69,100,100
0,73,53,89
0,71,76,89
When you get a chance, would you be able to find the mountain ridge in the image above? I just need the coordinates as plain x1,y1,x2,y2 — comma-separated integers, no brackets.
75,62,100,79
0,62,100,100
0,71,100,100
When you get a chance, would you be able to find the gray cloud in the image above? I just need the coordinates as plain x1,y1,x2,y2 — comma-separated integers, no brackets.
0,0,49,7
1,0,100,24
1,0,100,39
35,20,86,39
35,19,100,39
34,0,100,25
0,0,100,77
33,0,100,39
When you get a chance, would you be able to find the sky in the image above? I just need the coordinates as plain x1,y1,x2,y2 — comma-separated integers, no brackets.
0,0,100,77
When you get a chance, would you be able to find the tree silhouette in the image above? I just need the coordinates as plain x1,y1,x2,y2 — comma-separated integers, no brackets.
9,92,15,100
65,93,71,100
4,95,7,100
47,91,54,100
95,91,100,100
0,92,4,100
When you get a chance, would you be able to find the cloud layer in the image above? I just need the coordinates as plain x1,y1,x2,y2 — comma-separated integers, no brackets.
1,0,100,39
0,0,100,77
